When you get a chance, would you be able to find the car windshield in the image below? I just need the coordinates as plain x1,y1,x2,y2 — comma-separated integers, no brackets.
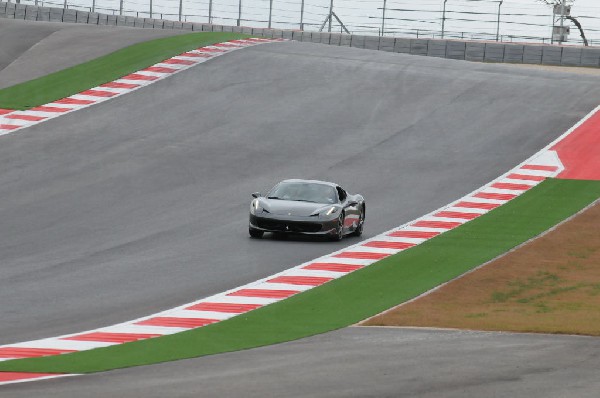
268,182,338,204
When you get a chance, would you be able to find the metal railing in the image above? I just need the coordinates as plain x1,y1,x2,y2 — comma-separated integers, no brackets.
6,0,600,47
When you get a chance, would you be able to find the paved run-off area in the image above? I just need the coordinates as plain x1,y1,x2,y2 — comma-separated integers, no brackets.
2,327,600,398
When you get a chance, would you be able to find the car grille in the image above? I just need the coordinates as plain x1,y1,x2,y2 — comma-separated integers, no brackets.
256,219,322,233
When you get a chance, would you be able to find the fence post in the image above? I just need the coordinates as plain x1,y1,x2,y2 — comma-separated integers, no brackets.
441,0,448,38
328,0,333,32
300,0,304,30
208,0,212,23
381,0,386,36
496,0,503,42
237,0,242,26
119,0,123,15
268,0,273,28
149,0,152,18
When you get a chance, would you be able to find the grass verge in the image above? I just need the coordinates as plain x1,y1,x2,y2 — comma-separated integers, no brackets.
0,178,598,373
0,32,249,110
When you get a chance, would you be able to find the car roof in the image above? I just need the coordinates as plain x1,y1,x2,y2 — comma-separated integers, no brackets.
279,179,339,188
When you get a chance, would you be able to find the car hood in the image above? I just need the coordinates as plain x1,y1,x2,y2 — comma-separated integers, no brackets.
261,199,330,217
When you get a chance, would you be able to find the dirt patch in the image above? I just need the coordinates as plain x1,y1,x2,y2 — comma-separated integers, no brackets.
361,202,600,336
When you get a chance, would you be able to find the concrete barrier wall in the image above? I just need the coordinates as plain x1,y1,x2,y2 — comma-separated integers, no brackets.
14,3,25,19
581,48,600,67
3,2,15,18
446,41,466,60
1,1,598,68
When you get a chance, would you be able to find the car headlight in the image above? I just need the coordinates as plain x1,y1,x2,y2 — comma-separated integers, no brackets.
319,206,338,218
250,199,262,215
250,199,269,215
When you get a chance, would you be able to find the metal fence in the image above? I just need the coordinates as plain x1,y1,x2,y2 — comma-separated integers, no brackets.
4,0,600,47
2,0,600,68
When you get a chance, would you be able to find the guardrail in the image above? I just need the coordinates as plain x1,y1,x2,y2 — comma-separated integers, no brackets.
1,1,599,68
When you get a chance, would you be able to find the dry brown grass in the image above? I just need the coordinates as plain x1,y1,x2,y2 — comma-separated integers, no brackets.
362,202,600,336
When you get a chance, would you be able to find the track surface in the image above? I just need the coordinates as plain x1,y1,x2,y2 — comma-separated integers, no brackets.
2,24,600,345
2,19,600,395
3,328,600,398
0,18,186,89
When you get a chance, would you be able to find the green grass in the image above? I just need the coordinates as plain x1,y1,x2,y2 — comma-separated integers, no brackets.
0,178,598,374
0,32,249,110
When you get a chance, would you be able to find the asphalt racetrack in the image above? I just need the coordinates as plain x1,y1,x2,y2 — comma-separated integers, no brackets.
1,19,600,396
4,328,600,398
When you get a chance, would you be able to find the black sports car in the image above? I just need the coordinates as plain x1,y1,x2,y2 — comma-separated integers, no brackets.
249,179,365,240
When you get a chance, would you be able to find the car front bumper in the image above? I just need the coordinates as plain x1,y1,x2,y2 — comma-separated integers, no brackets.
249,214,338,236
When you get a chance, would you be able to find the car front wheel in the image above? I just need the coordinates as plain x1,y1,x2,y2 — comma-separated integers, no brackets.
351,209,364,237
331,213,344,241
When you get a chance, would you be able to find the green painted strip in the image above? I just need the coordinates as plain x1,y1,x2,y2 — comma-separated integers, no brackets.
0,32,249,110
1,178,598,373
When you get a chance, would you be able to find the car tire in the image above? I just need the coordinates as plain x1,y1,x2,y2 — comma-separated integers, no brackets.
249,227,264,239
331,213,344,241
351,208,364,237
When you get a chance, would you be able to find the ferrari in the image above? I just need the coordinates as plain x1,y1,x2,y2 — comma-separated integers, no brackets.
248,179,365,240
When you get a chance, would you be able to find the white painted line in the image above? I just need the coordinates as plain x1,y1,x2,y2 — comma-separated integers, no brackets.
204,295,280,305
422,216,470,223
461,196,506,205
441,206,488,214
154,63,190,70
162,309,237,321
513,168,554,177
0,374,80,386
372,236,428,244
309,257,378,266
477,187,523,195
353,245,404,254
403,226,453,232
7,339,115,351
257,282,314,291
135,70,171,77
278,269,349,278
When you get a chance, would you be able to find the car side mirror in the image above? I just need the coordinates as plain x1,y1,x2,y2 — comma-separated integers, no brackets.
251,192,262,198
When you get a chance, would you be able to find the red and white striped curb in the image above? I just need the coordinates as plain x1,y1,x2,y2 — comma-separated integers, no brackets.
1,62,599,386
0,38,284,137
